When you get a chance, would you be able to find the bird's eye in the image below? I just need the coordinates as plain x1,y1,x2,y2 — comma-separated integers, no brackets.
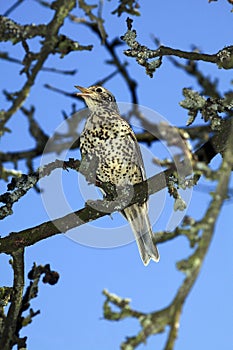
95,87,103,93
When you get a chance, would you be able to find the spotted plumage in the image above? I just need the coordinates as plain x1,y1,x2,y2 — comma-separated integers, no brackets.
75,85,159,265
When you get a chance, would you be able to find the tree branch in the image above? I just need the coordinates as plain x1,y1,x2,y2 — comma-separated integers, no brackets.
0,147,193,254
0,0,77,129
0,248,24,350
121,18,233,77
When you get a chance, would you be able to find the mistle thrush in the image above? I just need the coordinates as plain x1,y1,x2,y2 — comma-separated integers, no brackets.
75,85,159,265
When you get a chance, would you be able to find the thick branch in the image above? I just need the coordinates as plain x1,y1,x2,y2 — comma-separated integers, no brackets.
0,161,176,254
164,118,233,350
0,248,24,350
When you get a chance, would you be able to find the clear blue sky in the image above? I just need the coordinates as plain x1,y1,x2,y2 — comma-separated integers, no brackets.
0,1,233,349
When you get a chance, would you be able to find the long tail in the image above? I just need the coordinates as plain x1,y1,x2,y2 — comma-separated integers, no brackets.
123,202,160,266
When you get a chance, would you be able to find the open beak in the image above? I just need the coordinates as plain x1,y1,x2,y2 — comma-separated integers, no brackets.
75,85,91,97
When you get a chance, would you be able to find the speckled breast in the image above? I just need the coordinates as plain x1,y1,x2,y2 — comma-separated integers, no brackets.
80,113,144,186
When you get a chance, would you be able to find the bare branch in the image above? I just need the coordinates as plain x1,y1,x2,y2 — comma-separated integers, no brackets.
111,0,141,17
78,0,107,43
0,51,77,75
0,0,80,129
70,16,139,105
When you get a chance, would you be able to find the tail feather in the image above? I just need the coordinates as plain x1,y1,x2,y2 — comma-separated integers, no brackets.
123,202,159,266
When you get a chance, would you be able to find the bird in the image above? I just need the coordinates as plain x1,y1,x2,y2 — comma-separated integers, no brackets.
75,85,159,265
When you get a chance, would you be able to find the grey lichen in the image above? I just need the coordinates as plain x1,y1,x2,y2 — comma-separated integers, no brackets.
180,88,230,129
121,18,162,77
216,46,233,69
180,88,206,110
174,196,187,211
0,174,39,219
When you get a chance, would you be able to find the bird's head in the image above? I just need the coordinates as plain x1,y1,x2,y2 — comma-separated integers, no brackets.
75,85,119,114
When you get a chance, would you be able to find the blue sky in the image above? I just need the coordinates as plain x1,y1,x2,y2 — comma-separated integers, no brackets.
0,1,233,349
